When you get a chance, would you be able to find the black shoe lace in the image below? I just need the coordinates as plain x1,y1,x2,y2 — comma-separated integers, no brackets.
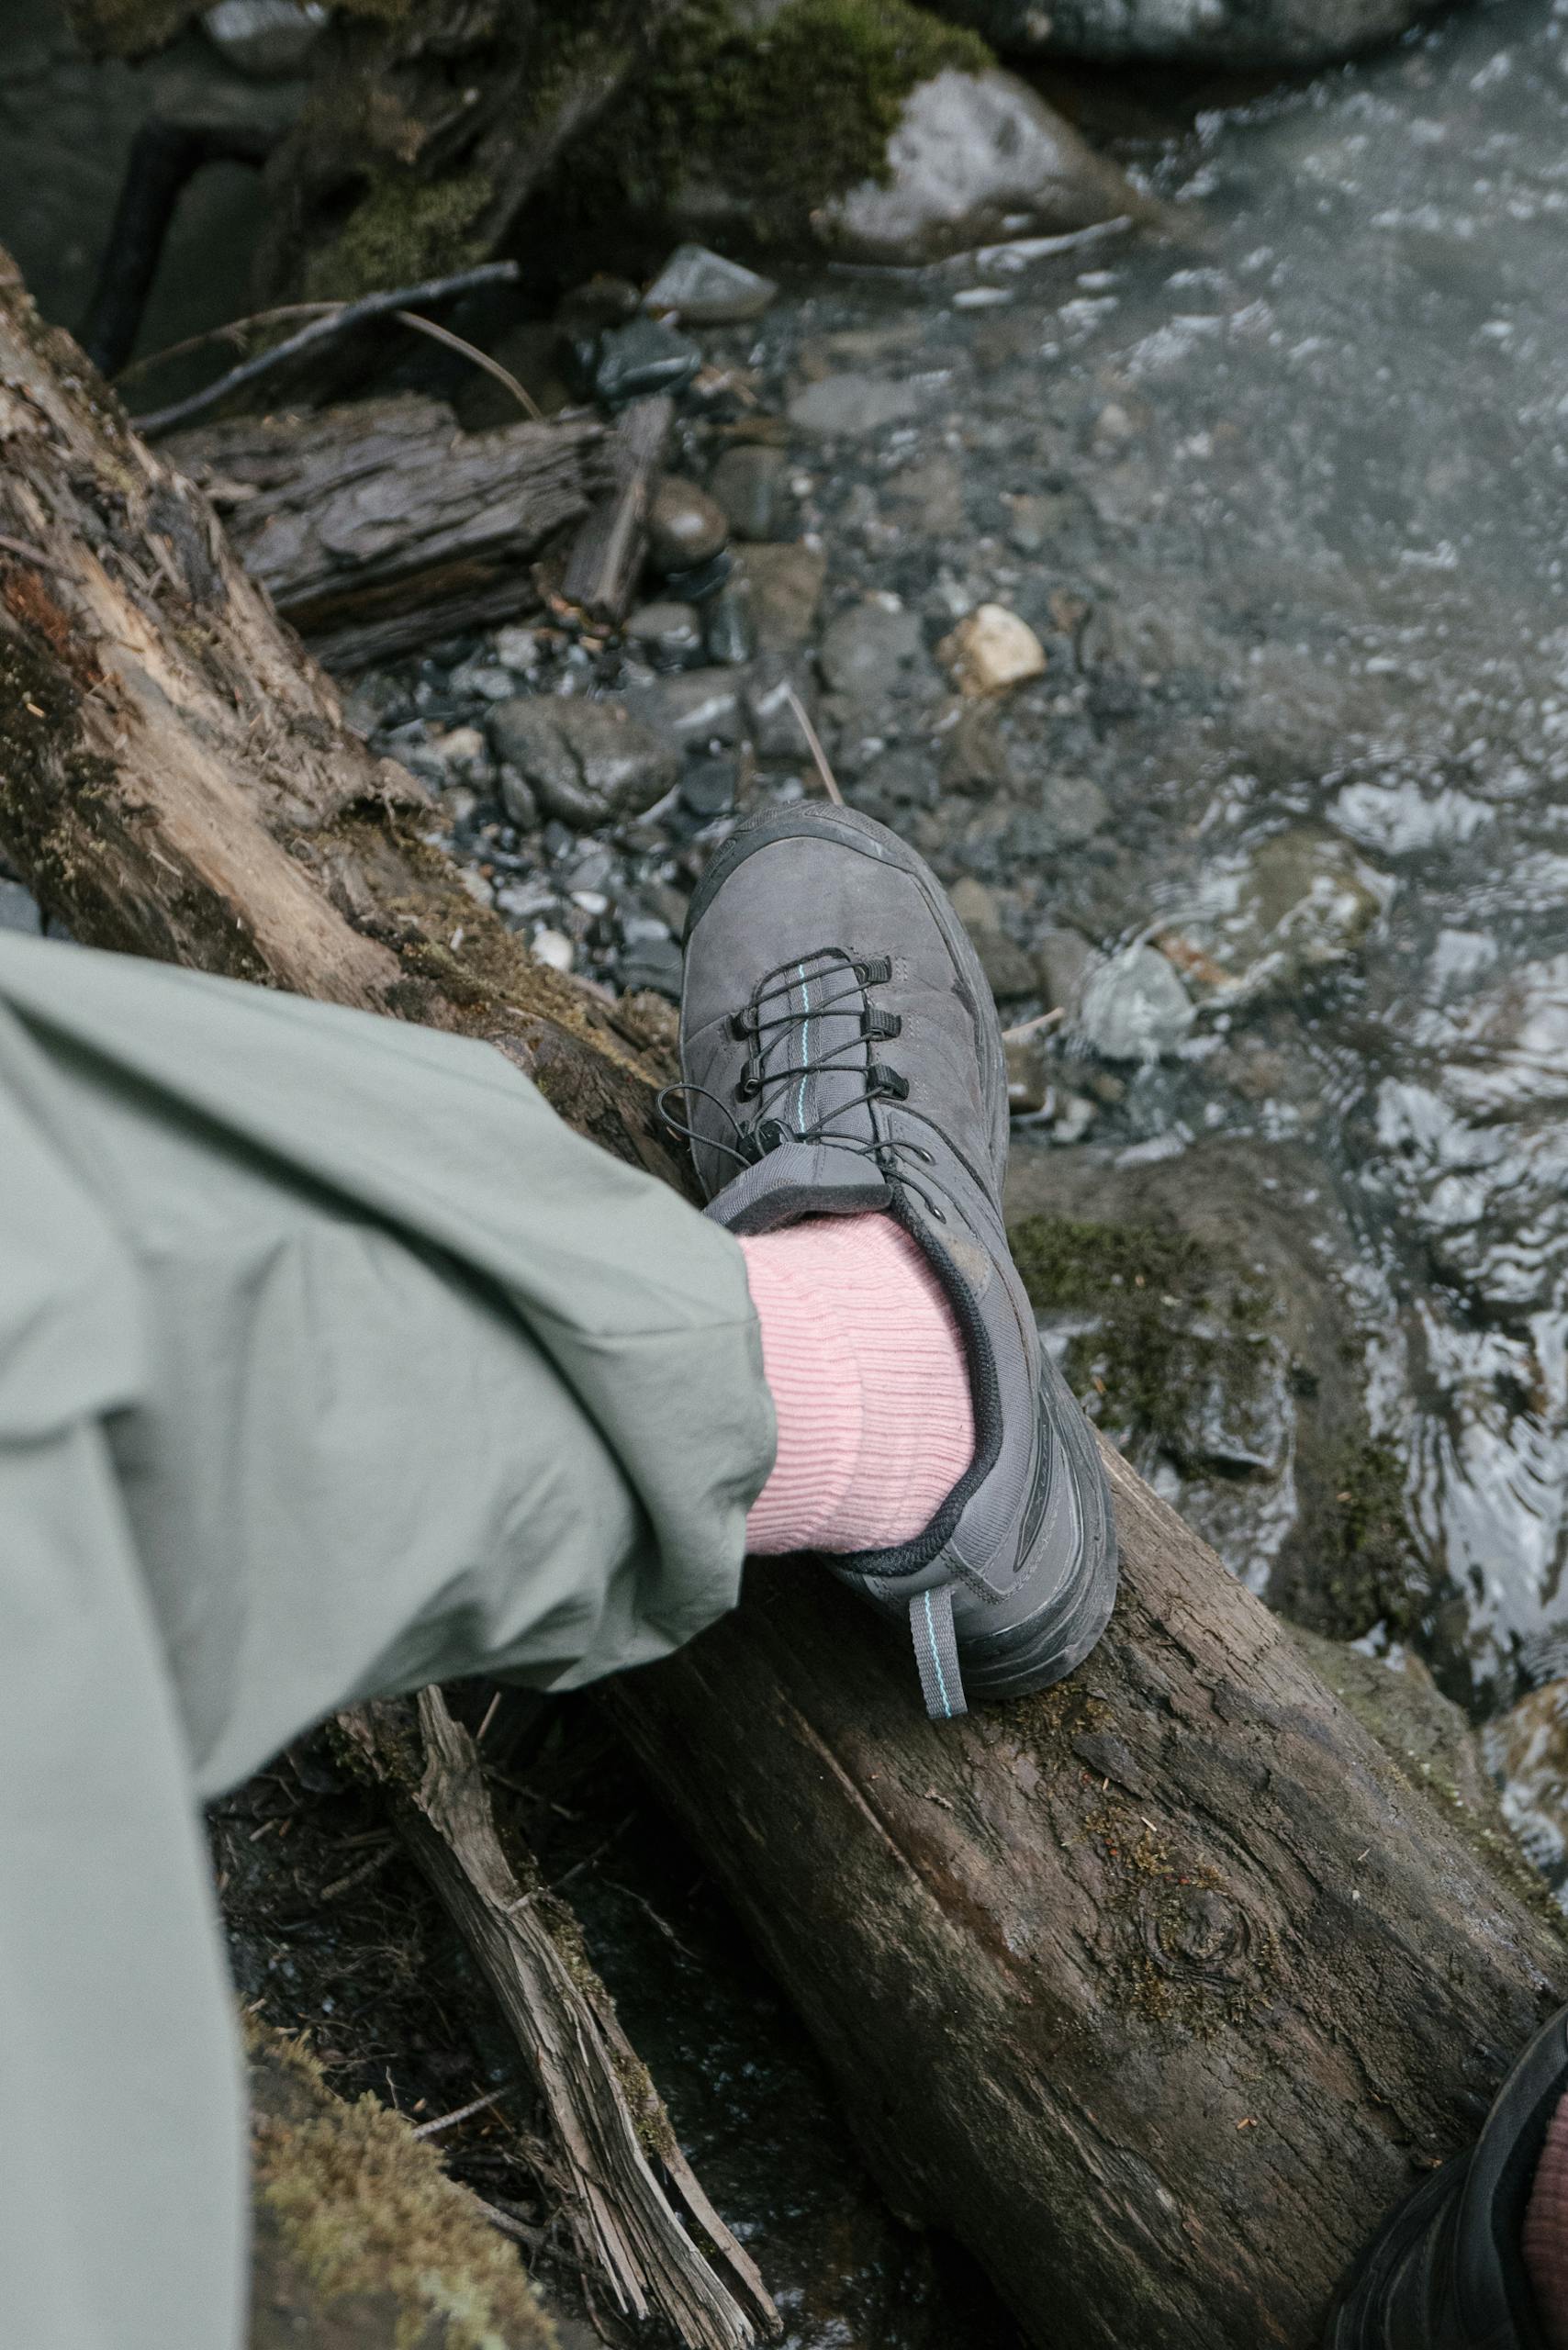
658,946,969,1224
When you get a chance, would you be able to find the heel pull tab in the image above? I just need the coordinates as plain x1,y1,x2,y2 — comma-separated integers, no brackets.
910,1585,967,1721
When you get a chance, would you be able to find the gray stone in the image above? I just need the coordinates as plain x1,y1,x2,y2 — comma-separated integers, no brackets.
787,374,920,438
949,876,1036,1002
626,669,747,751
578,317,702,408
202,0,326,78
745,544,827,655
935,0,1444,68
1076,944,1195,1061
618,937,686,999
498,765,541,831
1033,925,1095,1014
679,757,738,819
1039,773,1111,846
710,444,790,542
487,698,678,831
647,477,730,575
852,747,940,813
818,600,925,699
644,243,778,325
744,657,816,763
704,581,756,667
817,70,1132,266
624,601,704,663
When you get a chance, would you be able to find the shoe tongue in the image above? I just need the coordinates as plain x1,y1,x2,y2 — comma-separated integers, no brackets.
703,1139,891,1235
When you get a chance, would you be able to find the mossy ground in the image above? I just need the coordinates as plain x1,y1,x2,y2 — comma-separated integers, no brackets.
300,171,494,306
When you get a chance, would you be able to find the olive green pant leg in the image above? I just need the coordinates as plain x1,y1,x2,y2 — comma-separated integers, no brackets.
0,932,777,2350
0,1420,245,2350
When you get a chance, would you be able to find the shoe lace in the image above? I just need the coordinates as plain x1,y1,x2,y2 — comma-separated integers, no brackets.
658,946,966,1224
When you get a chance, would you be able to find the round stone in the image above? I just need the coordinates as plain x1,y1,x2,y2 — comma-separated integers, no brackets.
647,477,731,576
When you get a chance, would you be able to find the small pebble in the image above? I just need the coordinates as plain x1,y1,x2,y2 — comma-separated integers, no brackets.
937,604,1047,696
704,581,756,667
680,757,738,819
710,444,790,542
659,550,734,606
644,244,778,326
625,600,704,663
532,928,575,973
647,477,731,576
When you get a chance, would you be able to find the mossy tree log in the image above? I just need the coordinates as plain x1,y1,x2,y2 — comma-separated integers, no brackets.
2,252,1566,2350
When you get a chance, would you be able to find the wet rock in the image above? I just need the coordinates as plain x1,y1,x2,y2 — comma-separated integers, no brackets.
745,656,817,762
627,668,747,751
680,757,739,819
938,0,1447,67
1159,826,1386,1004
950,876,1036,1001
498,765,541,830
625,600,704,664
487,698,678,830
746,544,828,654
202,0,326,78
1076,944,1195,1060
1034,925,1095,1014
1485,1683,1568,1900
788,373,920,437
447,656,517,701
711,444,790,542
852,745,940,816
937,601,1047,695
705,579,757,666
493,622,543,674
1039,772,1111,847
576,316,702,408
647,477,730,576
819,68,1136,264
618,936,685,998
644,243,778,326
659,550,734,606
819,599,925,699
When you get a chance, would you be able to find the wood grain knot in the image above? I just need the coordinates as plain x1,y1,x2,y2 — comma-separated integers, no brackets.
1139,1884,1255,1988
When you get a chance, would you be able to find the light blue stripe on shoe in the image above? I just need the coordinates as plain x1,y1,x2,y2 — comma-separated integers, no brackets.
910,1585,967,1721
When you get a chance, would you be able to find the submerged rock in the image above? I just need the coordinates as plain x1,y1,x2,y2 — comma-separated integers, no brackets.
818,67,1136,263
576,316,702,408
1076,943,1195,1061
935,0,1447,65
788,373,920,437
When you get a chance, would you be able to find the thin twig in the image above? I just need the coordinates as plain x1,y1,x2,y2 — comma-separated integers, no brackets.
391,309,543,423
1000,1007,1066,1046
413,2083,514,2140
781,683,845,806
129,261,521,438
0,532,72,576
114,303,337,386
319,1842,397,1902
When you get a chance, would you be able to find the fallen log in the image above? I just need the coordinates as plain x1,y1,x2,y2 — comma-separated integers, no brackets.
2,248,1565,2350
164,394,610,670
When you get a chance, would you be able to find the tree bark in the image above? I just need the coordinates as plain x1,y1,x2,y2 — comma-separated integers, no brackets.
2,250,1565,2350
163,396,609,670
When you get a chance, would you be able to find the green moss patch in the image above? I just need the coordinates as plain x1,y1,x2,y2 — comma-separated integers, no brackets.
1009,1213,1273,1474
301,171,494,305
561,0,992,247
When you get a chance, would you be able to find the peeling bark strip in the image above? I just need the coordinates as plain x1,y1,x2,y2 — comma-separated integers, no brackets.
164,397,610,671
341,1694,778,2350
1,249,1565,2350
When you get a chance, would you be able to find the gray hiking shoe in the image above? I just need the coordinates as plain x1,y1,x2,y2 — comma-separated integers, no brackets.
669,802,1116,1721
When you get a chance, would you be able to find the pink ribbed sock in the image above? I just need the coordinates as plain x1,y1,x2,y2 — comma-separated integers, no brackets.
740,1214,975,1555
1525,2093,1568,2345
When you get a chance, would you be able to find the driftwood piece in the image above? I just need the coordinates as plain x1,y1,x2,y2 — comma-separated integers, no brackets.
562,395,675,628
3,251,1567,2350
164,394,610,670
340,1692,778,2350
